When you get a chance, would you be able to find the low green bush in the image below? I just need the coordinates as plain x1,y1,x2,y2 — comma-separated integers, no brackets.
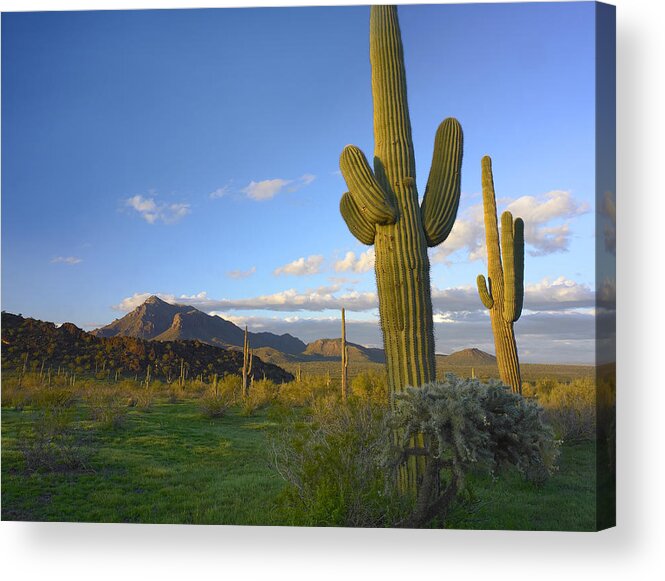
18,409,92,473
199,390,232,419
240,378,280,416
351,370,388,404
270,396,401,527
278,375,335,407
85,387,128,430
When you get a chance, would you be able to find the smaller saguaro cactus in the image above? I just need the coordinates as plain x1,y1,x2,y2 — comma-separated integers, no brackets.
341,308,349,402
242,325,253,399
476,156,525,393
179,358,186,388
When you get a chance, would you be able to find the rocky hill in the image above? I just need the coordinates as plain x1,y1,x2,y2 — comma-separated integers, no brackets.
2,312,293,383
303,338,385,363
438,348,497,366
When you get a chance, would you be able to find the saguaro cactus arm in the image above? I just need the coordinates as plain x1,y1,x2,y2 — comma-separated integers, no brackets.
339,145,398,226
476,274,494,309
340,192,376,245
420,118,463,247
501,212,525,323
512,217,525,320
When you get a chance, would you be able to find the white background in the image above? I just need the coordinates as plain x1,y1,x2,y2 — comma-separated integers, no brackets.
1,0,662,579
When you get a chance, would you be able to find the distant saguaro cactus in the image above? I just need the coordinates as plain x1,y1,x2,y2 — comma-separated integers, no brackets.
476,156,524,393
339,6,462,399
242,326,253,399
341,308,348,402
339,5,462,497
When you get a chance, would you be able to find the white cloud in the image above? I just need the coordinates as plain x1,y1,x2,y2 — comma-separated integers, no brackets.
299,174,316,186
333,248,375,273
179,291,209,300
50,256,82,265
242,178,292,201
209,185,231,199
240,174,316,201
431,190,589,263
274,255,324,276
521,276,595,311
125,194,191,224
227,266,257,280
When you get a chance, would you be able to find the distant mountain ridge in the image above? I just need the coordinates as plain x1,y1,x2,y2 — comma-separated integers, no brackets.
91,296,499,368
92,296,306,354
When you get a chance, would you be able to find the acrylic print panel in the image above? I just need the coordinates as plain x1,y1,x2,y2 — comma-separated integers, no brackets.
1,2,615,530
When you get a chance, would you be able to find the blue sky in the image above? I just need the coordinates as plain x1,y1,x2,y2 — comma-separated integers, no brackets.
2,3,600,363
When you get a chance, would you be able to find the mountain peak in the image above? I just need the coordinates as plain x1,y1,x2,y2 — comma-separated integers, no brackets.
144,295,167,305
92,295,307,354
442,348,497,365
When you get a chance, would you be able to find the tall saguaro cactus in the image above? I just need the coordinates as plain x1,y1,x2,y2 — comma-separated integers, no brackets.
339,6,462,498
339,6,463,401
476,156,524,393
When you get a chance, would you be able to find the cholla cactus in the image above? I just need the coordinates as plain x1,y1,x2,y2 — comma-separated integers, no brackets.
476,156,525,393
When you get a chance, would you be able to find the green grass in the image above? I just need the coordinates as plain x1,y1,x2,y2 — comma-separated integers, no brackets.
1,401,285,525
446,443,596,531
2,398,596,529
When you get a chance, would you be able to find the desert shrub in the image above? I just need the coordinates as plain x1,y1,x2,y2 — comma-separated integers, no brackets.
126,386,157,411
240,378,280,416
18,409,92,473
216,374,242,403
1,381,30,409
31,386,79,410
278,375,337,407
1,376,79,411
389,375,559,526
270,396,401,527
185,377,209,397
199,389,232,419
524,378,596,442
85,387,128,429
166,384,185,403
351,370,388,404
